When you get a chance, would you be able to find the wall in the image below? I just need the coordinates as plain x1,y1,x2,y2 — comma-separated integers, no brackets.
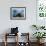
0,0,36,42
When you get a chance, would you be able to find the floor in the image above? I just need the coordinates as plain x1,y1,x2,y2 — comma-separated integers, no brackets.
0,42,46,46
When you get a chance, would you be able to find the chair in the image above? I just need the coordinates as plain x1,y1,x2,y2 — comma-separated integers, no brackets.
4,27,19,46
4,33,18,46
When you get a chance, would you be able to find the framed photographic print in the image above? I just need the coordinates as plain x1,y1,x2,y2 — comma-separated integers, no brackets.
10,7,26,20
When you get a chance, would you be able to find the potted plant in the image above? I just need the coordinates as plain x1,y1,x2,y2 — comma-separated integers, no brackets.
32,25,39,30
32,25,45,30
33,32,46,43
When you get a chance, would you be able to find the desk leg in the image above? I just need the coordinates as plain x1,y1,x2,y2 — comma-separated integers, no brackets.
5,41,7,46
4,34,7,46
15,34,18,46
16,34,18,46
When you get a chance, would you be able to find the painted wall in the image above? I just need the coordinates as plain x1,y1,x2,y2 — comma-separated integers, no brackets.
0,0,37,42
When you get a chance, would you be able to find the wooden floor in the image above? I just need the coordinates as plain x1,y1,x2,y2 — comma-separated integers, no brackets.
0,42,46,46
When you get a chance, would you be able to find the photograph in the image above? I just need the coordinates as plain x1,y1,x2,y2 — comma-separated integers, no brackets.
10,7,26,20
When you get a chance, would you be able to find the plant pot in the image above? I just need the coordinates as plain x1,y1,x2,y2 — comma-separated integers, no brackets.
37,39,40,43
37,39,45,44
40,38,45,43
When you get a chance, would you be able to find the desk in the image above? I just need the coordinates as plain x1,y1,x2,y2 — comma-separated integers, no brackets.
4,33,30,46
4,33,18,46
